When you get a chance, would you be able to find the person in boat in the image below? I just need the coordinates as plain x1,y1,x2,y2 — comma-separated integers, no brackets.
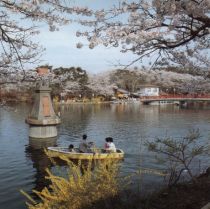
79,134,93,153
68,144,76,153
104,137,110,150
104,137,116,153
108,137,117,152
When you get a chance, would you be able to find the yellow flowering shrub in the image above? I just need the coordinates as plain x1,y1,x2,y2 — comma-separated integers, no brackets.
21,156,122,209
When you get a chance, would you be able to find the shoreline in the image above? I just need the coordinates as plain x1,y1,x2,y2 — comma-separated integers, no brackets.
138,174,210,209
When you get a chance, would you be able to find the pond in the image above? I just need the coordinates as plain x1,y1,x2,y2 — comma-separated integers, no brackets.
0,103,210,209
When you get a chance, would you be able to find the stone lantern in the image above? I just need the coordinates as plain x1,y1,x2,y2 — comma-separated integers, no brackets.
25,67,61,138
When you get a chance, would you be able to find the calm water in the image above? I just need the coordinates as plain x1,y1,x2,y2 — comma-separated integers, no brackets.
1,103,210,209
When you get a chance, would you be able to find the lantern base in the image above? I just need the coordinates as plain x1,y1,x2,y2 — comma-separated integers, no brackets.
28,125,58,138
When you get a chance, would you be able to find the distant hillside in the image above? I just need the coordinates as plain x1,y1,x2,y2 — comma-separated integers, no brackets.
89,68,210,95
1,66,210,101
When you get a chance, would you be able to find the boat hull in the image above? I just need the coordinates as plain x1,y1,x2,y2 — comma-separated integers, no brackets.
47,147,124,160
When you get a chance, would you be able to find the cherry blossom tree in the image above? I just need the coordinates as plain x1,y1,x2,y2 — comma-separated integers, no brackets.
87,72,116,96
1,0,209,76
0,0,91,77
110,69,146,92
0,0,209,91
75,0,210,69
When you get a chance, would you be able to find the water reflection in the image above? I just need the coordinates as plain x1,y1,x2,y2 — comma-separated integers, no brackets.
2,103,210,209
58,104,93,140
25,137,57,191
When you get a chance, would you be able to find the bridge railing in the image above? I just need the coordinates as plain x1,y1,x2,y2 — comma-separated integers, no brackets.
140,94,210,100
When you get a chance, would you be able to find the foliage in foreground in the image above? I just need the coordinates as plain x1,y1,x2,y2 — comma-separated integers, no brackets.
146,129,209,186
21,157,123,209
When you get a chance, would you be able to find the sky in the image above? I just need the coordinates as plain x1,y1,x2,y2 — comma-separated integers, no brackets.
36,25,140,74
34,0,142,74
